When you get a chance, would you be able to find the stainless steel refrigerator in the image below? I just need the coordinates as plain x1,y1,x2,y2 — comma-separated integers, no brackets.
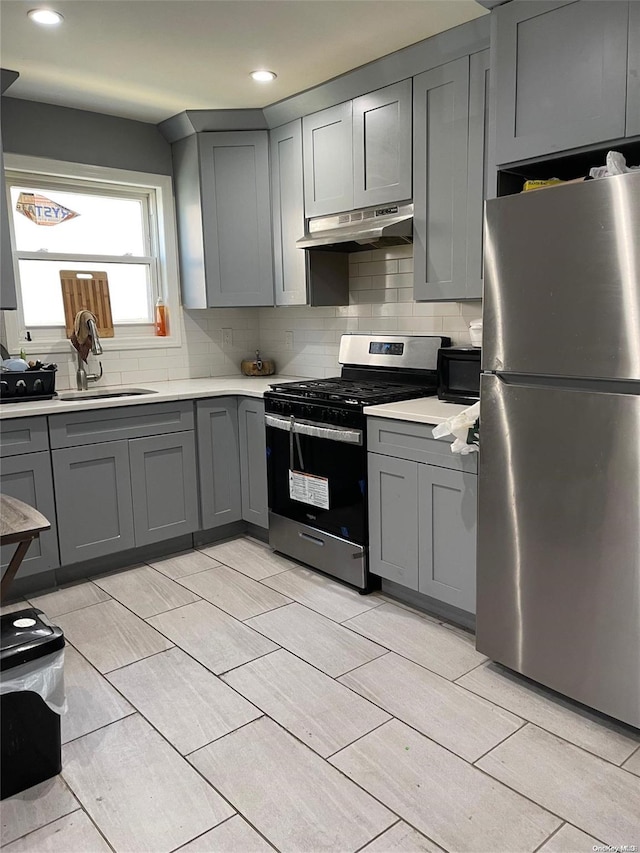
477,170,640,728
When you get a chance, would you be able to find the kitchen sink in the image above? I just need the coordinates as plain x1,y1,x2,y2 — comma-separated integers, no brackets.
57,388,158,401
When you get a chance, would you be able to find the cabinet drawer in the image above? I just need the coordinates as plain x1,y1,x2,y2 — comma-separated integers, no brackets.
49,401,195,448
367,417,477,473
0,417,49,457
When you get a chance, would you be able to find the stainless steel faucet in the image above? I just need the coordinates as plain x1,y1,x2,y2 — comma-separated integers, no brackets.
76,317,104,390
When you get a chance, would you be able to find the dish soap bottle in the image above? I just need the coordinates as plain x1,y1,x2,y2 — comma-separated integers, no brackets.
155,297,168,336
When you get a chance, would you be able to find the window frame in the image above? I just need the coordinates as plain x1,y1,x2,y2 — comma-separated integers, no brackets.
3,154,182,354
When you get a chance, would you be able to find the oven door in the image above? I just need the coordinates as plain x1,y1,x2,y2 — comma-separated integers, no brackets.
265,414,367,544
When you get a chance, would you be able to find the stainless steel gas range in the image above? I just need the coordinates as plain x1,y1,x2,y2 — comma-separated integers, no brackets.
264,334,449,593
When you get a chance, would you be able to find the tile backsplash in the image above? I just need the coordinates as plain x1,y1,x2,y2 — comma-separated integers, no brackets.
2,246,481,387
258,245,482,378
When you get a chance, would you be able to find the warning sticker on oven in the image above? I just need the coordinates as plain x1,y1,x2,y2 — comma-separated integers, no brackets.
289,470,329,510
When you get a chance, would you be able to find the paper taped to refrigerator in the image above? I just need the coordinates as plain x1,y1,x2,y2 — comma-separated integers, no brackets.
289,470,329,509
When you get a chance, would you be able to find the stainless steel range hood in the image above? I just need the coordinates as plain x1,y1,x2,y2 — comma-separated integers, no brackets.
297,203,413,252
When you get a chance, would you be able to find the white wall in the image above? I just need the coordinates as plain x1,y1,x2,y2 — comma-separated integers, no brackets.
0,307,260,390
1,246,481,387
258,245,482,377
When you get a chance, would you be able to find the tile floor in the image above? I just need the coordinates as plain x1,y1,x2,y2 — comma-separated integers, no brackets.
1,535,639,853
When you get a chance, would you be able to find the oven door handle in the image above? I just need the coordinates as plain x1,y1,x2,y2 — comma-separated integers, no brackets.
265,414,363,446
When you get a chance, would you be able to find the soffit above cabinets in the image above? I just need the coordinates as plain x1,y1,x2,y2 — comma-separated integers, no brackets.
0,0,487,124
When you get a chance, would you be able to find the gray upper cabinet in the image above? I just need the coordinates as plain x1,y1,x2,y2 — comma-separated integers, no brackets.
466,49,490,297
129,431,199,546
270,119,308,306
353,79,412,209
197,397,242,529
627,0,640,138
303,102,353,217
303,82,413,217
1,134,17,311
418,463,477,613
173,131,274,308
494,0,631,165
0,451,59,579
52,440,135,565
413,57,472,301
238,398,268,529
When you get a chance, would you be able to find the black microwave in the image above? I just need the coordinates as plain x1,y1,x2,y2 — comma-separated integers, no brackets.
437,347,481,404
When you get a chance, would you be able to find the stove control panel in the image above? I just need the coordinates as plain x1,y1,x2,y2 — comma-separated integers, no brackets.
264,396,364,429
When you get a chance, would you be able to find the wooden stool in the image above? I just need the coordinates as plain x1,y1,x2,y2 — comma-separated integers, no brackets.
0,495,51,602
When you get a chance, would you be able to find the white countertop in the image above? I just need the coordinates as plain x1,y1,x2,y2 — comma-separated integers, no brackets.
364,396,471,425
1,375,473,427
0,375,306,419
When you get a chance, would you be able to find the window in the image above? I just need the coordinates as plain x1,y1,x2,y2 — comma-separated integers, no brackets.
4,155,181,352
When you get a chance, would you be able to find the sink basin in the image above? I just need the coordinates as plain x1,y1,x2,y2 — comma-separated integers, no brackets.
57,388,157,401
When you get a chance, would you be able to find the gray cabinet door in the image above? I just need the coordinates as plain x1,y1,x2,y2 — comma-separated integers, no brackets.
1,138,17,311
197,397,242,529
367,452,419,590
271,120,308,306
238,398,268,529
303,102,353,217
0,451,59,579
413,57,470,301
53,440,135,565
494,0,629,164
627,0,640,137
418,464,477,613
129,431,199,547
353,80,412,209
465,49,490,300
198,131,274,307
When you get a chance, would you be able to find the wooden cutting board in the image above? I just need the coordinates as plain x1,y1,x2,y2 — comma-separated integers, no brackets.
60,271,115,338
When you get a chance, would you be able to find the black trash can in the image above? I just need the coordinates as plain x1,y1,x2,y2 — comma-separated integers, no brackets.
1,608,65,799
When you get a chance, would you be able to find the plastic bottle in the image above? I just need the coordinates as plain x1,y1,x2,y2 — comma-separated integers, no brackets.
155,297,168,336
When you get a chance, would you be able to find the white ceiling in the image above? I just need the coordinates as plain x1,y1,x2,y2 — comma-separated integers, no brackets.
0,0,487,124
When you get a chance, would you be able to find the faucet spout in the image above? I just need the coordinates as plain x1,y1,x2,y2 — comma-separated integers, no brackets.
87,317,103,355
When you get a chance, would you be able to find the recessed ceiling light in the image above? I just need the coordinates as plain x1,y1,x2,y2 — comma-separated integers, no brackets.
251,70,277,83
27,8,64,25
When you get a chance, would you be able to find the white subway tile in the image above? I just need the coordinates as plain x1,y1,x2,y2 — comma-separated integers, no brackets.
397,316,443,333
349,250,372,264
358,260,399,276
358,317,399,332
398,258,413,274
349,275,374,291
369,245,413,262
413,302,461,317
371,302,413,318
354,290,397,304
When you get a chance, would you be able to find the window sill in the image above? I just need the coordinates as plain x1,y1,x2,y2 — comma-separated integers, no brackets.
15,333,183,357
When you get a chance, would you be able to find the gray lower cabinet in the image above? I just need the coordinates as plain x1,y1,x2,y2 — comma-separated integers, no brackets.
413,51,488,302
368,417,478,614
367,453,419,590
52,440,135,565
50,402,199,564
0,451,59,579
417,463,477,613
238,398,268,529
129,432,199,546
197,397,242,529
172,131,274,308
353,79,412,209
494,0,631,164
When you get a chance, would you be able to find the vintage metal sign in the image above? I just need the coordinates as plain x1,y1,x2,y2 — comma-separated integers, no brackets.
16,192,79,226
